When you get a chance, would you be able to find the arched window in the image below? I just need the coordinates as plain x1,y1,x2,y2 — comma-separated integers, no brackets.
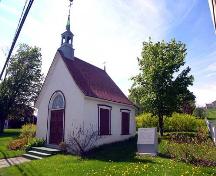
50,92,65,110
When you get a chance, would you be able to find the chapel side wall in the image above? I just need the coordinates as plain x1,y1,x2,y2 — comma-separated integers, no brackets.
36,54,85,142
83,98,136,146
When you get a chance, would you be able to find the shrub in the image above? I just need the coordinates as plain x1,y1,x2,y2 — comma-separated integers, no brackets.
193,108,206,119
195,126,209,142
8,138,27,150
161,132,216,166
136,113,158,129
164,113,197,132
8,124,40,151
59,142,68,153
20,124,36,140
8,137,44,151
168,132,196,143
66,123,100,156
164,140,216,166
137,113,206,132
195,119,206,129
25,138,45,151
166,142,196,163
167,128,209,144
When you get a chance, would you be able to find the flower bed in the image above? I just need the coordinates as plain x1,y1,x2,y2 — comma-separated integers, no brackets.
160,130,216,167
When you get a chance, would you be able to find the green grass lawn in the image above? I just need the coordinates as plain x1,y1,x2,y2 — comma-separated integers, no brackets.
0,137,215,176
206,108,216,120
0,129,24,159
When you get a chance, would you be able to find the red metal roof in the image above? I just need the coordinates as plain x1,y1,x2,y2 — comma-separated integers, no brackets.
59,51,133,106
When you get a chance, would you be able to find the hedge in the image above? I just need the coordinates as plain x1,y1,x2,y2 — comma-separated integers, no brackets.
136,113,206,132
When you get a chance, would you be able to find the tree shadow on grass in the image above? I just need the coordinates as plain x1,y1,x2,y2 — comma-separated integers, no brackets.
0,147,24,160
157,153,171,159
0,150,13,166
12,162,43,176
0,130,20,139
85,137,156,164
0,147,40,176
0,151,42,176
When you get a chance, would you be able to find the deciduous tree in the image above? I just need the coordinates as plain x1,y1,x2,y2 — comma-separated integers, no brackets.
129,39,195,136
0,44,43,133
193,107,206,119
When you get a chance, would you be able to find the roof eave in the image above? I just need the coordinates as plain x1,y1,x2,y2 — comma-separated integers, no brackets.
84,95,135,108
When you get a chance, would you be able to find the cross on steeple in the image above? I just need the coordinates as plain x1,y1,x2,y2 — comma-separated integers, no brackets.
66,0,73,31
103,61,106,72
58,0,75,60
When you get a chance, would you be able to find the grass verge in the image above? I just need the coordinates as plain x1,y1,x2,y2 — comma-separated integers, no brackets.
206,108,216,120
0,137,215,176
0,129,24,159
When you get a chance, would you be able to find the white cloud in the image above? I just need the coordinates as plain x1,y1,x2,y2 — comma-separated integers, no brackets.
0,2,20,16
189,49,216,78
9,0,173,89
206,72,216,77
0,15,16,28
205,61,216,78
190,85,216,106
207,62,216,72
1,0,203,104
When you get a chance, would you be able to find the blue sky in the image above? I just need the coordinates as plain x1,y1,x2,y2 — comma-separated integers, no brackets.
0,0,216,106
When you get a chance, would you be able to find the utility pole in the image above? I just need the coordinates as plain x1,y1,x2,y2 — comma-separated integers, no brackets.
0,0,34,80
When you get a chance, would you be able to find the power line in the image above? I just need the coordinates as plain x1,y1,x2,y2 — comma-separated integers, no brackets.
0,0,34,80
16,0,29,34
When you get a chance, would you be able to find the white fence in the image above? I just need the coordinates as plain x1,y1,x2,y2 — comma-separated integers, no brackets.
205,119,216,145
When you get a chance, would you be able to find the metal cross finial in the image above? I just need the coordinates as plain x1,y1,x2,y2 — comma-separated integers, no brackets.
66,0,73,31
103,61,106,71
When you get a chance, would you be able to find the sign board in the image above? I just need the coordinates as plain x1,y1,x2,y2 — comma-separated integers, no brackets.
137,128,158,155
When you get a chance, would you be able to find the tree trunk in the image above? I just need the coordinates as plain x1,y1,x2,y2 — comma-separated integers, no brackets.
0,118,5,134
158,115,164,136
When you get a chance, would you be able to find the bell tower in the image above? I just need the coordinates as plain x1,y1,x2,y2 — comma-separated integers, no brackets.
58,0,74,60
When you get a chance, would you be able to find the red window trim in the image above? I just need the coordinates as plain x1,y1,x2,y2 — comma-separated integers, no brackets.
98,104,112,136
120,108,131,112
47,90,66,143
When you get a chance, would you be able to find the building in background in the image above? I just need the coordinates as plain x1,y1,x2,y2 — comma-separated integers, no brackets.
206,100,216,109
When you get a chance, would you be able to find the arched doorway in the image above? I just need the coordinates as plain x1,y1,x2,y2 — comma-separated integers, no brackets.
48,91,65,145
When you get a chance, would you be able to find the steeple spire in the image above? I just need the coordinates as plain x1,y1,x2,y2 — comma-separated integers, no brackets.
66,0,72,31
58,0,74,60
66,15,70,31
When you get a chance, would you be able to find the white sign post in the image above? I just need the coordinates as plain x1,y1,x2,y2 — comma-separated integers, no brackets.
137,128,158,156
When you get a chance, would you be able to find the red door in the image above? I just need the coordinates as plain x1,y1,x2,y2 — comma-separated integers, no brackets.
49,109,64,145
